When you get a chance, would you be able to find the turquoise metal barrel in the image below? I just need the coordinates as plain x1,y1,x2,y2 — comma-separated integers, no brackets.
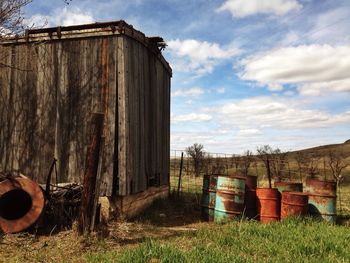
214,176,245,222
305,179,337,223
201,175,218,221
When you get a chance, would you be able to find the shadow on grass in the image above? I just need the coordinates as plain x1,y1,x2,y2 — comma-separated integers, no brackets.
131,192,202,227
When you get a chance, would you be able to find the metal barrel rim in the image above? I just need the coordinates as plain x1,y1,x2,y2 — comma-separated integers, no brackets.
216,190,244,196
282,202,308,207
214,208,242,215
202,188,216,193
309,212,337,216
306,192,337,198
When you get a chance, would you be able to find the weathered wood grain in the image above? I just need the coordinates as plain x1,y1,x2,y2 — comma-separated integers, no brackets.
0,29,171,197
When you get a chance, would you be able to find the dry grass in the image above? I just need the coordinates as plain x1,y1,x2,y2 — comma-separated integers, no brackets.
0,196,203,263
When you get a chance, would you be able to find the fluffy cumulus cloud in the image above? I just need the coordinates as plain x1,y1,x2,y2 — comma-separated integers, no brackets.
172,113,212,123
27,7,94,27
217,0,302,18
167,39,241,76
209,96,350,130
240,45,350,95
172,87,204,97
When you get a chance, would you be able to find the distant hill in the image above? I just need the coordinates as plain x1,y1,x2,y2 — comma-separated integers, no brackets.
292,140,350,157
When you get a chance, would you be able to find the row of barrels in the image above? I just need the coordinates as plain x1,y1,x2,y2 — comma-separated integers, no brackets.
201,174,337,223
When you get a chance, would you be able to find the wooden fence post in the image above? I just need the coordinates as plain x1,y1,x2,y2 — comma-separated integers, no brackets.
177,152,184,197
78,112,104,235
267,159,272,189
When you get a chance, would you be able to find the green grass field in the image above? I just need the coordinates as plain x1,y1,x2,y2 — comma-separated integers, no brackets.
88,218,350,263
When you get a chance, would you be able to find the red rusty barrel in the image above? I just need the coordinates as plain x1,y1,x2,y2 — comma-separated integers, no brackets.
244,175,257,219
305,179,337,222
201,175,218,222
281,192,308,220
256,188,280,223
274,181,303,194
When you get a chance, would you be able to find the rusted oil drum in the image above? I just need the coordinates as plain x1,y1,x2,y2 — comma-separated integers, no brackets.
274,181,303,194
256,188,280,223
305,179,336,195
214,176,245,222
245,175,257,190
305,179,337,222
201,175,218,221
281,192,308,220
0,176,45,233
244,175,257,219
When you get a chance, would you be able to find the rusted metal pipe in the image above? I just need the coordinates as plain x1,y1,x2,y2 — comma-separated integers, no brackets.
0,176,45,233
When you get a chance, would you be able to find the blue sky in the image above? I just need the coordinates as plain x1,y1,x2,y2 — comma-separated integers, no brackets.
25,0,350,153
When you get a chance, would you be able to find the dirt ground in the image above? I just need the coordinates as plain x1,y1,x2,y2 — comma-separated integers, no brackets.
0,195,203,262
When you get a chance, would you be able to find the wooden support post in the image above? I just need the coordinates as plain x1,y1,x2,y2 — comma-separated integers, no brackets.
177,152,184,197
78,113,104,235
267,159,272,189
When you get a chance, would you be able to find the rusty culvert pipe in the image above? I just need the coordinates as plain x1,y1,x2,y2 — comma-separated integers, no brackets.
0,176,45,233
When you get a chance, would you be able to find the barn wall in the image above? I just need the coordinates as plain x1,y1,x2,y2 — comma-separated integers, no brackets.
0,33,171,197
0,37,119,191
120,36,170,196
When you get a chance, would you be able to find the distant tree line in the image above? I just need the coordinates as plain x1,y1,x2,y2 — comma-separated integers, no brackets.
184,143,349,188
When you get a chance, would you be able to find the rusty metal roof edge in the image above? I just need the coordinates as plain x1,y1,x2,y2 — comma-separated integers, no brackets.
0,20,172,76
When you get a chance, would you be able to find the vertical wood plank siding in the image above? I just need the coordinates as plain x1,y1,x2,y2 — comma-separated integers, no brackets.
0,32,171,196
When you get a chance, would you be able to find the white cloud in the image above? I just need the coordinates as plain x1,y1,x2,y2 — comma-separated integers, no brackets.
308,8,350,45
217,0,302,18
167,39,241,76
172,113,212,123
240,44,350,95
172,87,204,97
0,26,13,36
170,96,350,152
27,7,94,28
237,128,262,136
210,96,350,129
216,87,226,94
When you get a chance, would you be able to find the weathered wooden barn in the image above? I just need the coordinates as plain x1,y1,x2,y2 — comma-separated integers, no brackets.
0,21,171,217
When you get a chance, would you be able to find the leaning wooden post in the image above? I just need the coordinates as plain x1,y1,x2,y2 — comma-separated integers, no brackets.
78,113,104,235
